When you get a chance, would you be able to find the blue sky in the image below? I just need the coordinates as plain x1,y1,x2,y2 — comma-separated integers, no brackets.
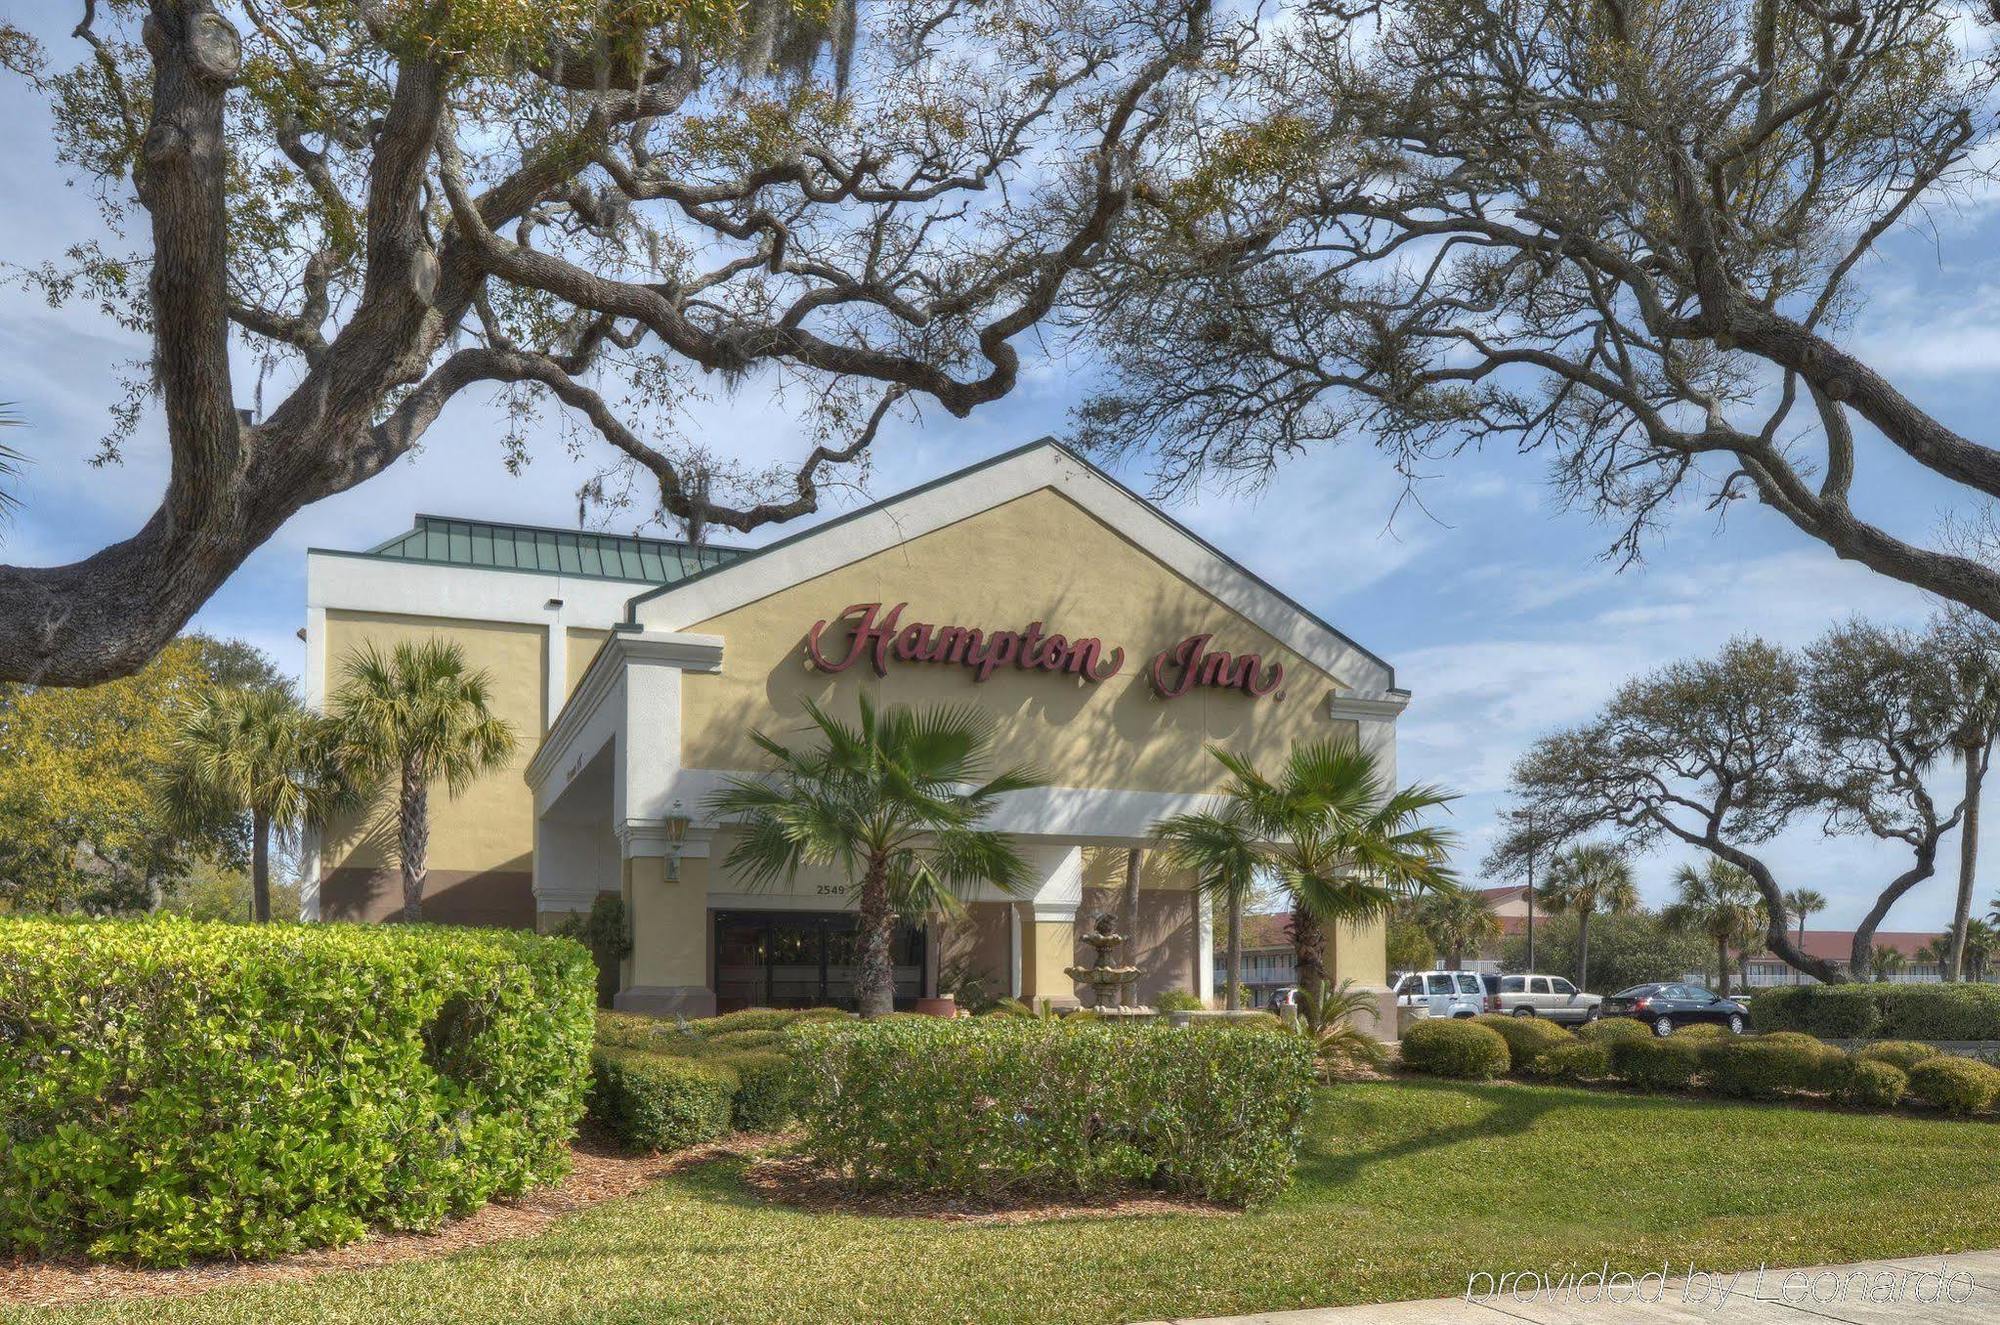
4,7,1998,932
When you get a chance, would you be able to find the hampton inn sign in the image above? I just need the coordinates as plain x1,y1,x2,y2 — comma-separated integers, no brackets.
805,601,1287,701
307,439,1405,1018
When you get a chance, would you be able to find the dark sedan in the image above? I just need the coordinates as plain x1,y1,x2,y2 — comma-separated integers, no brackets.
1601,983,1748,1037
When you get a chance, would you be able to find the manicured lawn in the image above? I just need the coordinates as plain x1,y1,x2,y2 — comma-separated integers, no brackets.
13,1080,2000,1325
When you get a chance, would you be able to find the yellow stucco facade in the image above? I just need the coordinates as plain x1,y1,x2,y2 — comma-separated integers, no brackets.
309,441,1408,1018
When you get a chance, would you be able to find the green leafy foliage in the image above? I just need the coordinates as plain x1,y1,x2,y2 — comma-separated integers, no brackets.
0,917,594,1265
1398,1019,1509,1080
1577,1016,1652,1044
1523,1040,1611,1082
719,1051,798,1132
789,1020,1315,1207
1857,1040,1943,1073
1669,1022,1728,1040
1156,989,1206,1013
1698,1035,1842,1100
1752,983,2000,1040
1607,1037,1702,1092
1826,1057,1909,1109
1906,1057,2000,1117
588,1050,738,1152
1471,1013,1575,1072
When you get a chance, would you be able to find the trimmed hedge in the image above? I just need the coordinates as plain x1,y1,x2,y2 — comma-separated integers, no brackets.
1751,983,2000,1040
588,1049,737,1150
1699,1035,1841,1100
721,1050,797,1131
1857,1040,1942,1073
1668,1022,1727,1040
1472,1014,1575,1072
1523,1040,1611,1082
1827,1057,1909,1108
1608,1037,1701,1092
1400,1019,1509,1080
1907,1057,2000,1117
0,916,594,1266
1577,1016,1651,1045
789,1020,1315,1206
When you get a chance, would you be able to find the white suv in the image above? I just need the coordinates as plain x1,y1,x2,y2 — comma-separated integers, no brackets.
1489,973,1602,1024
1391,970,1487,1019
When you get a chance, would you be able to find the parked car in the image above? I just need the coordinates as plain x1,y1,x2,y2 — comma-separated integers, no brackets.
1483,972,1603,1024
1268,986,1301,1014
1391,970,1487,1019
1601,982,1749,1037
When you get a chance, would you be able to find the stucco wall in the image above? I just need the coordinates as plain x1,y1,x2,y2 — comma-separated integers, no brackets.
667,487,1362,794
565,627,610,702
316,610,546,893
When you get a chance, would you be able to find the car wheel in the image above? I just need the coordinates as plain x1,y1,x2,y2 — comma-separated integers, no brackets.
1652,1014,1675,1037
1727,1014,1745,1035
1511,1007,1535,1018
1586,1007,1602,1022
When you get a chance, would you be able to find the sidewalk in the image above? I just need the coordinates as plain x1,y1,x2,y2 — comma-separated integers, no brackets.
1138,1249,2000,1325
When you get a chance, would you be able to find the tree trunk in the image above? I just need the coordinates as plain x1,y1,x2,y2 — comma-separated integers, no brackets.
1715,937,1731,998
1576,908,1591,992
854,859,896,1018
1118,847,1144,962
1291,905,1326,994
251,805,271,924
1795,915,1806,984
1948,746,1985,981
1224,890,1243,1011
399,757,428,924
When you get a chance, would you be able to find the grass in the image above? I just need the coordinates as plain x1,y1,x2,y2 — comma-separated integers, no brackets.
13,1080,2000,1325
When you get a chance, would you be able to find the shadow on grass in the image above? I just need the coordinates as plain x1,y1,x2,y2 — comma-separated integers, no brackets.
1298,1079,1687,1188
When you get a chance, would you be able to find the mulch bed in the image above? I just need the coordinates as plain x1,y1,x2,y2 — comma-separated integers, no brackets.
740,1152,1236,1224
0,1138,757,1310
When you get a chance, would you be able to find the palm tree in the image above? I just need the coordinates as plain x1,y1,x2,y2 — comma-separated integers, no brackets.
159,687,351,922
1536,843,1640,992
1934,613,2000,980
330,640,517,923
1872,948,1907,982
1155,741,1456,993
1965,918,1998,983
1781,887,1827,985
1154,811,1261,1010
708,695,1043,1017
1410,887,1500,971
1663,860,1765,998
1921,933,1955,975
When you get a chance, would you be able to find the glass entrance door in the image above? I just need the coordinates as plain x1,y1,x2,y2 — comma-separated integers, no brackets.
711,910,927,1011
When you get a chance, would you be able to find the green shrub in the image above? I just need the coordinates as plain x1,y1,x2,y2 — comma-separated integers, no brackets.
981,998,1035,1018
788,1020,1315,1206
1230,1010,1285,1030
1608,1037,1702,1092
588,1049,737,1150
1578,1016,1651,1045
1471,1014,1575,1071
1826,1057,1909,1108
1699,1035,1842,1100
0,916,594,1266
595,1009,695,1053
711,1050,797,1131
706,1028,784,1052
1857,1040,1942,1073
1399,1019,1510,1080
1751,983,2000,1041
1156,989,1206,1013
694,1007,806,1036
1669,1022,1727,1040
1906,1056,2000,1117
1524,1041,1611,1082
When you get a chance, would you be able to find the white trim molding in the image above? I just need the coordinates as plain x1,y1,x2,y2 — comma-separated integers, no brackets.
628,441,1401,696
1327,689,1411,722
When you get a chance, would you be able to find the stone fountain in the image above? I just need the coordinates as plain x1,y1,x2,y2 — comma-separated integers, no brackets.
1065,911,1145,1014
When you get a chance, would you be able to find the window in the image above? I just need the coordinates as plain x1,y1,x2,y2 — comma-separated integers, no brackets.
1455,974,1483,995
1500,975,1526,993
1528,977,1550,994
1550,978,1577,996
1427,974,1455,995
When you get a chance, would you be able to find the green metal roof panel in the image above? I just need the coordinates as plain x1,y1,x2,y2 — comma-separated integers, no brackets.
360,514,745,585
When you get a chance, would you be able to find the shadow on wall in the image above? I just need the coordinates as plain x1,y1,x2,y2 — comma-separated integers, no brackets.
319,854,537,927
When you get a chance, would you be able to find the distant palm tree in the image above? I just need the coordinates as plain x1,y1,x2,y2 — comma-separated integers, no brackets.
1159,741,1457,992
1965,918,1998,984
1663,860,1765,997
1872,948,1907,982
1536,843,1640,992
1935,613,2000,980
1155,809,1261,1010
159,687,352,922
1782,887,1827,984
330,640,517,922
1411,887,1500,971
708,695,1043,1017
1921,934,1955,973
